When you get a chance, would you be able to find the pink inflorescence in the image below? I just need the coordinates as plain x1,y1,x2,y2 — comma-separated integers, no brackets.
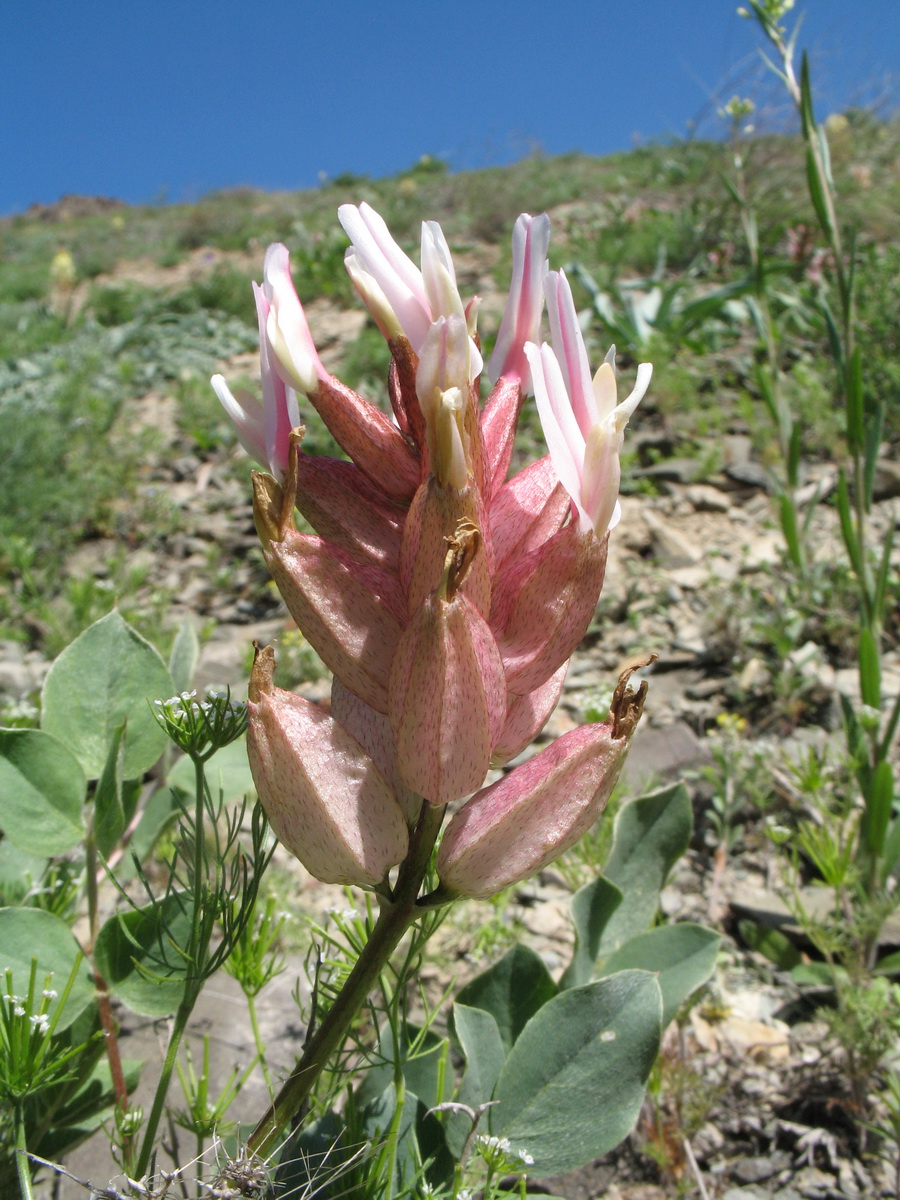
214,204,652,898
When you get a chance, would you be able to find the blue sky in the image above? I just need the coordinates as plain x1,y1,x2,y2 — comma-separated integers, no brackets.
3,1,897,217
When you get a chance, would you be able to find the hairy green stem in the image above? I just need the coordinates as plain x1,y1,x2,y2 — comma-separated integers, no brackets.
247,800,445,1162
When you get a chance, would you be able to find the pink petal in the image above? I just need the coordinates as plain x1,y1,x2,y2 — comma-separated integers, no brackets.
527,342,589,531
263,243,325,394
437,663,647,899
544,268,597,436
491,661,568,766
389,586,507,807
338,203,432,349
252,283,301,480
263,530,405,713
489,453,570,573
488,212,551,388
490,521,608,694
211,375,266,467
247,647,409,886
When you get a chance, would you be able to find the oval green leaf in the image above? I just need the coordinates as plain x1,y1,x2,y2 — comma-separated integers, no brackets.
598,783,692,957
491,970,662,1175
94,892,193,1017
0,907,95,1029
41,611,173,780
0,728,86,854
455,943,557,1051
598,923,721,1027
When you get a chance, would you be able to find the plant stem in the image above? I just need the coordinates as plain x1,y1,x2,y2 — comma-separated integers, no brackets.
14,1105,34,1200
136,1002,192,1179
246,800,445,1162
246,991,274,1097
134,755,209,1179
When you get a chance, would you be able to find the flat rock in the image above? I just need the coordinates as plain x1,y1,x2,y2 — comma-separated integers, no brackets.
621,719,712,791
643,509,704,568
686,482,733,512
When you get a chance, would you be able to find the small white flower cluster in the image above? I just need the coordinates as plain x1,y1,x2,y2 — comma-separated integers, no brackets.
29,1013,50,1033
326,906,360,922
155,689,247,722
474,1134,534,1168
153,685,249,756
4,993,26,1017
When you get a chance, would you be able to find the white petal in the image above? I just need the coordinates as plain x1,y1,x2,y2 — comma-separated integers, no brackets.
545,270,597,436
527,342,586,526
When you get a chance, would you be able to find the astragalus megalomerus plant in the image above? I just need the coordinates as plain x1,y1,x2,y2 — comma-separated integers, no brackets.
213,204,653,1161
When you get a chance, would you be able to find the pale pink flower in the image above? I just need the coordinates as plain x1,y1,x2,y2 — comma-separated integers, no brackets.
211,275,302,480
261,243,325,394
526,269,651,538
487,212,551,389
339,202,482,379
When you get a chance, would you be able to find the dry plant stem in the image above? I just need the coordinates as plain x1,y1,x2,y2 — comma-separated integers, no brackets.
247,798,445,1161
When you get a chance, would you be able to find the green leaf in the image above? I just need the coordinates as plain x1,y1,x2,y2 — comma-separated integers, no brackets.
597,783,692,957
862,759,893,860
791,961,835,989
168,616,199,695
874,950,900,977
0,728,86,854
738,920,802,971
41,611,173,779
275,1111,349,1198
846,345,864,453
357,1022,450,1113
0,907,95,1029
786,422,802,490
362,1083,421,1192
445,1004,507,1157
167,736,255,803
779,492,803,573
94,892,193,1017
455,944,557,1051
858,627,881,710
597,924,720,1027
559,875,623,989
0,840,47,904
835,471,864,583
93,722,126,858
491,970,662,1175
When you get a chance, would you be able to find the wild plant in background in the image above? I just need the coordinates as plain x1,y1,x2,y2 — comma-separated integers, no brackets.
738,0,900,1115
209,204,718,1188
